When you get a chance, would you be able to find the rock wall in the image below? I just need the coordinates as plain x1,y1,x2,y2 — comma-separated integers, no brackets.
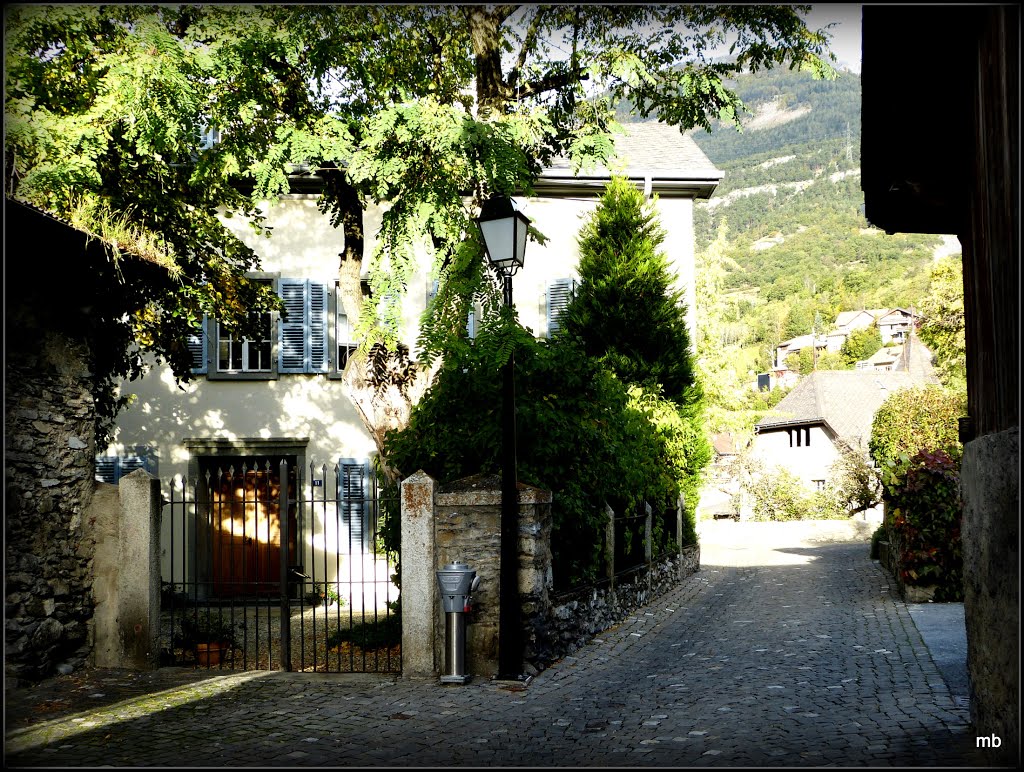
535,546,700,668
4,332,99,686
961,427,1019,762
428,473,700,677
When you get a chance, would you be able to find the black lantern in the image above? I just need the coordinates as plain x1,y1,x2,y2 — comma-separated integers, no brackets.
476,195,530,278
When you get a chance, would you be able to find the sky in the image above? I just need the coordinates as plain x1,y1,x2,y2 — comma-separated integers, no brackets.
804,4,863,74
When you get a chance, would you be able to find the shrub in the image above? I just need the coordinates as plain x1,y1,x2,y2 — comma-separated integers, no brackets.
384,334,696,588
869,385,965,469
880,449,963,600
559,175,700,407
738,458,849,521
840,325,883,366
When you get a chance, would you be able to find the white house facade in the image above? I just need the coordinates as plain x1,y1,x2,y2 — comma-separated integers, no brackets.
99,122,723,611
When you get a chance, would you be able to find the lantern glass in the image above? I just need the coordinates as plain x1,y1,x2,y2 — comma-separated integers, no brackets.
476,196,530,275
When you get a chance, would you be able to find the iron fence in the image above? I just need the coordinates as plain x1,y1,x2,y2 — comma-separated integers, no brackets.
158,459,400,674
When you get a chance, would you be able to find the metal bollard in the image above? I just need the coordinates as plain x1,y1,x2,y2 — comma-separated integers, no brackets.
435,561,480,684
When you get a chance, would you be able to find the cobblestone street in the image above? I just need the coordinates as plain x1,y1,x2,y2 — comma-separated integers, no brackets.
5,523,1002,767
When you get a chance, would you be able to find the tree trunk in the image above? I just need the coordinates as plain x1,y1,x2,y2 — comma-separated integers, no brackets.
342,350,438,483
333,176,365,330
468,7,507,117
330,175,439,479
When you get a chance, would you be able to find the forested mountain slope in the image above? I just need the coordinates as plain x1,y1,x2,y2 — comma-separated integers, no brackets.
685,66,948,373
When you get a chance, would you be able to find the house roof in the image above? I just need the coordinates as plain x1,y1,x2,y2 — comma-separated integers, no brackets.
778,333,827,351
755,369,931,449
534,121,723,199
834,309,881,330
877,308,916,324
866,346,900,365
5,196,174,269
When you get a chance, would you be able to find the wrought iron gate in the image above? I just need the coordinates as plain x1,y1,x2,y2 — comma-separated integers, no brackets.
159,459,400,673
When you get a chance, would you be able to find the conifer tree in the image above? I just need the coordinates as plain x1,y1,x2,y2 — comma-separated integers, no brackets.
560,176,701,408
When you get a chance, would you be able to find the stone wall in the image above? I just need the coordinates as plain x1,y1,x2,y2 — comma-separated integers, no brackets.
400,471,700,679
536,546,700,666
961,427,1019,762
4,332,100,686
432,474,553,678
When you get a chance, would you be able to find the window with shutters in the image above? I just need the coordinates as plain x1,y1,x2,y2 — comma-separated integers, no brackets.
95,448,158,483
187,324,207,375
278,279,328,374
189,275,331,379
338,458,370,554
218,311,272,373
546,278,575,337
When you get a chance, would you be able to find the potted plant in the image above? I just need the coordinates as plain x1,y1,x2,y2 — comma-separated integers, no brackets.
303,583,345,609
176,610,244,666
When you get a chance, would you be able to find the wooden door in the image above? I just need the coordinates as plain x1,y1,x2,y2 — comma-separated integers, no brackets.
204,458,296,598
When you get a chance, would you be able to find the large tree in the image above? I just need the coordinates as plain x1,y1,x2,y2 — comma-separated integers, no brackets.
4,4,836,465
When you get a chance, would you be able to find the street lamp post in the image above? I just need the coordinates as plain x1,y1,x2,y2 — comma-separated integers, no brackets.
474,194,530,681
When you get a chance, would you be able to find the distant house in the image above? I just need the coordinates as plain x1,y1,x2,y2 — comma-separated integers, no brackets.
750,369,934,520
826,309,877,352
862,345,901,371
768,332,827,388
824,307,918,353
875,308,917,345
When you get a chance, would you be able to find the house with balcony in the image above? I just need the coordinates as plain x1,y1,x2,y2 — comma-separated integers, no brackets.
98,121,723,613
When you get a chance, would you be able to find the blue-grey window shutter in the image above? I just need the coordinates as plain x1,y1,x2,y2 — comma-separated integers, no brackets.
187,319,207,374
280,280,328,373
308,282,328,372
467,308,476,339
338,458,369,553
95,448,157,483
95,457,118,484
547,278,573,336
279,279,307,373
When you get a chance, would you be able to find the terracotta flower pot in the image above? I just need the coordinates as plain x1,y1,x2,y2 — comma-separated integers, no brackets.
195,641,229,666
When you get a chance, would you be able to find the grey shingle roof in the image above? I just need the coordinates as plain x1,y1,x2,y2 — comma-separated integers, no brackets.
755,370,933,449
537,121,723,198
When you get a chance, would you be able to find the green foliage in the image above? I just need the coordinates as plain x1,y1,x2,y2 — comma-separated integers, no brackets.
827,445,882,516
627,386,710,547
688,67,861,164
869,385,966,469
6,4,837,449
840,325,883,366
917,256,966,390
384,320,703,587
879,449,963,600
688,65,942,441
559,176,701,407
742,464,842,521
736,453,856,522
